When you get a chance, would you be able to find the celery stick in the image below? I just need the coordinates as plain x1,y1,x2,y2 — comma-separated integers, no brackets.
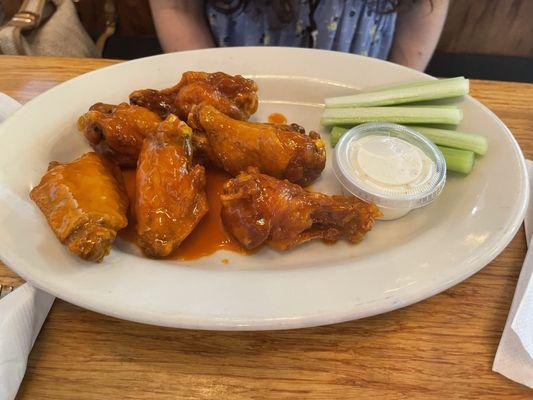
399,105,460,109
358,79,435,93
330,126,349,147
321,107,463,126
325,77,469,108
438,146,475,174
409,125,488,155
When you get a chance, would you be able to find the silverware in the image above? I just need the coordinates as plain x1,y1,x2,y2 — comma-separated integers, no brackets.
0,283,15,299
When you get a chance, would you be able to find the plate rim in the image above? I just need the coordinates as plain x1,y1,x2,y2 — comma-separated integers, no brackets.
0,47,528,330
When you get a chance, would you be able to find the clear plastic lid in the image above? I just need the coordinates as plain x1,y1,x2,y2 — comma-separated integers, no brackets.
333,122,446,210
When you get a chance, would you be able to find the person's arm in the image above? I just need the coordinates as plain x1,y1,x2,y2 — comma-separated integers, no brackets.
388,0,449,71
148,0,215,52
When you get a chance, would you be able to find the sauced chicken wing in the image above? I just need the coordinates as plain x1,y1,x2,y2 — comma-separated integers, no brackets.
136,115,208,258
221,168,381,251
30,152,129,262
129,71,258,121
77,102,161,167
188,104,326,186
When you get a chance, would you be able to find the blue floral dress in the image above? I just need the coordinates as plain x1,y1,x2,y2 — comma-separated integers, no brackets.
206,0,397,59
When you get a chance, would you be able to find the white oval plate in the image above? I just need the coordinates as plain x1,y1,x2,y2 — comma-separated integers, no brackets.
0,48,528,330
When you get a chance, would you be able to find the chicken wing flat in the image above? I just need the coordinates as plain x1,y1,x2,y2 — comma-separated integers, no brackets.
221,168,381,251
129,71,259,121
30,152,129,262
77,102,161,167
189,104,326,186
136,115,208,258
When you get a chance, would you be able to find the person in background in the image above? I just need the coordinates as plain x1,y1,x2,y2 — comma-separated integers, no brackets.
148,0,448,71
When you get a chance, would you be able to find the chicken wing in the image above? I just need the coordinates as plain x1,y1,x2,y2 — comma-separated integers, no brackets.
189,104,326,186
221,168,380,251
129,71,259,121
30,152,129,262
136,114,208,258
77,102,161,167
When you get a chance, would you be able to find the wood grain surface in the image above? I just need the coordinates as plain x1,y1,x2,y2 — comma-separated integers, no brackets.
1,55,533,399
438,0,533,58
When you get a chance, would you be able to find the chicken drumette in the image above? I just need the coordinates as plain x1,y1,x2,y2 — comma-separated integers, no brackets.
135,114,208,258
189,104,326,186
129,71,259,121
221,168,380,251
30,152,129,262
77,102,161,167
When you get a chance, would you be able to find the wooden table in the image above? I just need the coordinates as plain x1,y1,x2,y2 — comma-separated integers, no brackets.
1,55,532,399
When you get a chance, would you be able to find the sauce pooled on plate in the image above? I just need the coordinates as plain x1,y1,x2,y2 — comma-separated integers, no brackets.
119,168,246,260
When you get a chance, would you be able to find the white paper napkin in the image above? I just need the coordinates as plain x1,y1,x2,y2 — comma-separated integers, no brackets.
0,285,54,400
0,93,55,400
493,160,533,388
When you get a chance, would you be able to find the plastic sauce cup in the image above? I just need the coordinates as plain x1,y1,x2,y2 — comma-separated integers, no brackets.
333,122,446,220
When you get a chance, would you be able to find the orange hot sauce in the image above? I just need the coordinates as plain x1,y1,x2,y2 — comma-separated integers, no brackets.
119,168,246,260
267,112,287,124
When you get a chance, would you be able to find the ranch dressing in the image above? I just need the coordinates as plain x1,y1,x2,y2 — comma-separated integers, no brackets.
349,135,436,195
333,123,446,220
